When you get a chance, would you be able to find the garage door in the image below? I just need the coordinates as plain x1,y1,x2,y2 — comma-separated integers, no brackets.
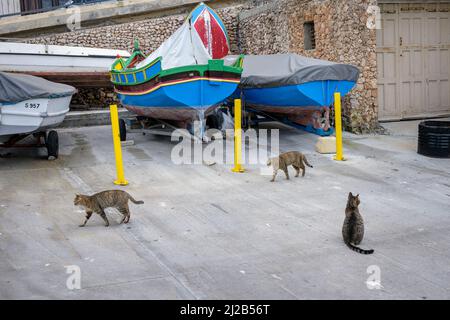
377,2,450,121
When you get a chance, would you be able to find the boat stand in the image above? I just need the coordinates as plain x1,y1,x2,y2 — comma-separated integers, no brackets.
0,130,59,160
119,117,206,143
238,104,335,137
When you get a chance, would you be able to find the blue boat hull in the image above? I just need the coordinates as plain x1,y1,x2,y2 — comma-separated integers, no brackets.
239,80,356,110
117,78,240,122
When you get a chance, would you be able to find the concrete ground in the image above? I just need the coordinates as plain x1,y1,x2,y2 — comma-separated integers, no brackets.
0,119,449,299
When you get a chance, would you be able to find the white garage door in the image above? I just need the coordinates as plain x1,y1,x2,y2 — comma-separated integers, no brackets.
377,2,450,120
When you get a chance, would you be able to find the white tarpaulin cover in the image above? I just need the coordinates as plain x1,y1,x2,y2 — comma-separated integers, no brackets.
136,21,212,70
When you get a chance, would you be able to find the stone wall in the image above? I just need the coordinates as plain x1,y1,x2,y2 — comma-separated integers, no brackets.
238,0,379,133
70,88,117,110
26,5,244,56
238,1,289,54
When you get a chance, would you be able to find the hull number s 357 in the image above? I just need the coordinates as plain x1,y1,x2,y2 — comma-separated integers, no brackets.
24,103,40,109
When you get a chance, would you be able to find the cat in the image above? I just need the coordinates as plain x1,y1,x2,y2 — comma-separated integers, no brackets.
74,190,144,227
342,192,374,255
266,151,313,182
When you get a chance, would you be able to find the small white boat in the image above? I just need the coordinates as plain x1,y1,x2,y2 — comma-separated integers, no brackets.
0,72,76,158
0,95,72,139
0,42,130,87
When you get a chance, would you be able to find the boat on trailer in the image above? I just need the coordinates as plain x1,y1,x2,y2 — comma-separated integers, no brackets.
110,2,243,138
0,72,76,159
234,54,359,136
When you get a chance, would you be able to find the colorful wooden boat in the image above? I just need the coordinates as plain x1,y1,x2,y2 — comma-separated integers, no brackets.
110,3,243,127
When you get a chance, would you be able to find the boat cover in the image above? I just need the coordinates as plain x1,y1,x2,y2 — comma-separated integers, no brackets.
238,54,360,88
136,3,230,70
0,72,76,103
136,21,210,70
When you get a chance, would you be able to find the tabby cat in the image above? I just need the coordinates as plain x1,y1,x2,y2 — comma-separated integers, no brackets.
342,192,374,255
74,190,144,227
267,151,313,182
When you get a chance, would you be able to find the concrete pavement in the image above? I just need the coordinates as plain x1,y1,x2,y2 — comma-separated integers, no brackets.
0,119,449,299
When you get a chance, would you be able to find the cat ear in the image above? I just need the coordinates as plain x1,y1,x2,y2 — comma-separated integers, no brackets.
356,194,360,198
349,192,353,198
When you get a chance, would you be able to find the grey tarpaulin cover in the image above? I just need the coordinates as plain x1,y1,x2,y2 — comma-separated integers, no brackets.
0,72,76,103
237,54,360,88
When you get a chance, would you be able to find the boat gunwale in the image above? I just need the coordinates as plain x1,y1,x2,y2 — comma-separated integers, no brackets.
0,92,76,105
110,56,161,76
115,75,241,96
110,56,243,87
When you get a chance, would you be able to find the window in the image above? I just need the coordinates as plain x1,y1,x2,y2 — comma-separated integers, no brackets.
19,0,60,14
304,21,316,50
42,0,58,9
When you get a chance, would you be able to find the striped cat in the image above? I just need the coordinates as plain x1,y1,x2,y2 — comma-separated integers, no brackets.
267,151,313,182
74,190,144,227
342,192,374,255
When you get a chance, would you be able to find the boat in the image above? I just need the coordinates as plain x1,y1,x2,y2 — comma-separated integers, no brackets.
0,42,130,87
110,2,243,132
234,54,359,135
0,72,76,158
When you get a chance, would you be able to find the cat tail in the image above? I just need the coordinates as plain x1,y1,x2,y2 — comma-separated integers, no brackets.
302,154,313,168
128,195,144,205
346,242,374,255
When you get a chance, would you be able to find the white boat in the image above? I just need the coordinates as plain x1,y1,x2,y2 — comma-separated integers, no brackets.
0,72,76,158
0,95,72,140
0,42,130,87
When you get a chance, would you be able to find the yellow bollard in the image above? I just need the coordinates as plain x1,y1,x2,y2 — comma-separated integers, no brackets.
232,99,245,173
333,92,346,161
110,104,129,185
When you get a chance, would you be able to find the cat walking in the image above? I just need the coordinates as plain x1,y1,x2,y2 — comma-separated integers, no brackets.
267,151,313,182
74,190,144,227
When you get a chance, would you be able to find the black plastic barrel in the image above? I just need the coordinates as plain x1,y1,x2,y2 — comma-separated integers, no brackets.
417,121,450,158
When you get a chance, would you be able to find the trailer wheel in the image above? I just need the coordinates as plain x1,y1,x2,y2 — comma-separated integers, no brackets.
46,130,59,160
119,119,127,141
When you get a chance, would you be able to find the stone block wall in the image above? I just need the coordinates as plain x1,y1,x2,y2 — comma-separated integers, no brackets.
70,88,117,110
239,1,290,54
238,0,379,133
26,5,244,55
